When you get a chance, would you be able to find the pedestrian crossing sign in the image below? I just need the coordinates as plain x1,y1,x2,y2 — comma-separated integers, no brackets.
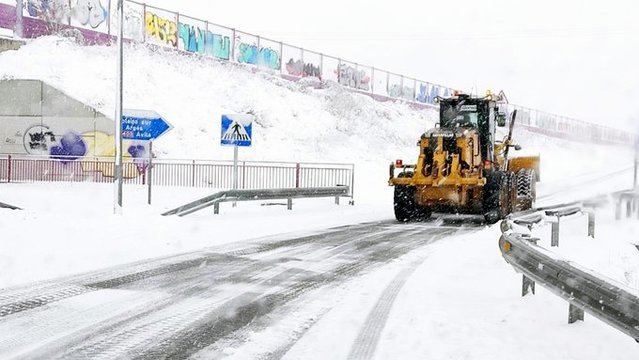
220,114,253,147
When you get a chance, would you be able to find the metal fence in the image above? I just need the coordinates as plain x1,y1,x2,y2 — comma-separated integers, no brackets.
3,0,634,146
0,155,355,195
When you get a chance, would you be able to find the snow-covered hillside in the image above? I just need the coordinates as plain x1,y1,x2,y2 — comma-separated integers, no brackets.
0,36,633,200
0,36,436,164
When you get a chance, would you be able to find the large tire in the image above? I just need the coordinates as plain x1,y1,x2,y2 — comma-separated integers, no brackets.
514,169,536,211
483,171,510,224
394,185,431,222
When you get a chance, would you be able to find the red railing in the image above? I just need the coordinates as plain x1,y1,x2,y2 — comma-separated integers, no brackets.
0,154,355,196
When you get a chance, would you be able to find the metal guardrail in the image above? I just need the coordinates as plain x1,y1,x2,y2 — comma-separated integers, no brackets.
499,200,639,342
163,186,351,217
0,201,20,210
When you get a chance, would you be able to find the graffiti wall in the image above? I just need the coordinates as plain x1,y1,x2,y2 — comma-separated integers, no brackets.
176,18,231,60
25,0,109,31
337,63,370,91
144,10,177,47
234,32,281,70
285,58,320,78
0,80,148,179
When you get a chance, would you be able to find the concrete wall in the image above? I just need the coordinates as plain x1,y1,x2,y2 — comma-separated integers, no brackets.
0,36,23,53
0,79,114,157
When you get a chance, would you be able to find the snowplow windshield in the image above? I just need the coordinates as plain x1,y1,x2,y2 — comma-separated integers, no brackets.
440,102,480,128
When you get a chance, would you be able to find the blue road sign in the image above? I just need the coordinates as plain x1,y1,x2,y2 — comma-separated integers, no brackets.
122,109,173,141
221,114,253,147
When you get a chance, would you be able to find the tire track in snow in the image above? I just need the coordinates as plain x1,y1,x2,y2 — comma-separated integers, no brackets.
347,260,424,360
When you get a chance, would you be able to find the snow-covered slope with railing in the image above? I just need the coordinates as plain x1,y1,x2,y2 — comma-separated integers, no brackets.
0,36,634,198
0,36,436,164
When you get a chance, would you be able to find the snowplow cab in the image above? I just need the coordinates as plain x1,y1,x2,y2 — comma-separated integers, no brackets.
389,93,540,224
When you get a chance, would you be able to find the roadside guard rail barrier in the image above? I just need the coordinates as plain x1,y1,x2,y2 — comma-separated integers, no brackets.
0,154,355,197
0,200,20,210
0,0,634,145
499,197,639,342
162,186,351,216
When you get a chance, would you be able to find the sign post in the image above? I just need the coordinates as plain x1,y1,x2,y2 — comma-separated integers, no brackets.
221,114,254,206
148,141,153,205
121,109,173,206
233,145,239,206
113,0,124,215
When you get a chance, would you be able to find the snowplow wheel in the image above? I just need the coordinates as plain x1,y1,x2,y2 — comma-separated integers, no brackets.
483,171,509,224
394,185,430,222
514,169,536,211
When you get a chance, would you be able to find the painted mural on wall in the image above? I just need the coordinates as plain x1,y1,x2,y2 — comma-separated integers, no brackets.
73,0,107,29
26,0,69,23
145,11,178,47
26,0,107,29
388,84,414,101
416,83,429,103
285,58,321,79
337,64,370,91
17,124,148,178
177,22,231,60
237,43,281,70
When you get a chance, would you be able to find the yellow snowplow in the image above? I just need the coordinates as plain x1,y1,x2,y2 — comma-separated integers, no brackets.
389,93,540,224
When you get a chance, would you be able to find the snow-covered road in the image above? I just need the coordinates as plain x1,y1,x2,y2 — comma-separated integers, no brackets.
0,220,477,359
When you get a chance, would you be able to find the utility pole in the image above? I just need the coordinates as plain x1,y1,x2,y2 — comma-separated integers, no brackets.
114,0,124,214
15,0,23,38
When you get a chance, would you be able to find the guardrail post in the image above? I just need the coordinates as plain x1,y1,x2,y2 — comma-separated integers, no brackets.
295,163,300,188
568,303,584,324
214,202,219,214
551,218,560,247
522,275,535,296
287,198,292,210
335,196,340,205
627,199,633,218
587,210,595,238
522,237,537,296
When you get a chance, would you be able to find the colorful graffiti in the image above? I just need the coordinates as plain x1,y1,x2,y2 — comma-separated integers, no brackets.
27,0,107,29
177,22,231,60
285,58,321,78
337,64,370,91
178,22,204,53
145,11,178,47
237,43,280,70
73,0,107,29
27,0,69,23
205,32,231,60
416,83,429,103
49,132,87,161
20,124,147,177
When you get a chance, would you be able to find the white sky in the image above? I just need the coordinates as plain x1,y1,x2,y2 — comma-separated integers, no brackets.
146,0,639,128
